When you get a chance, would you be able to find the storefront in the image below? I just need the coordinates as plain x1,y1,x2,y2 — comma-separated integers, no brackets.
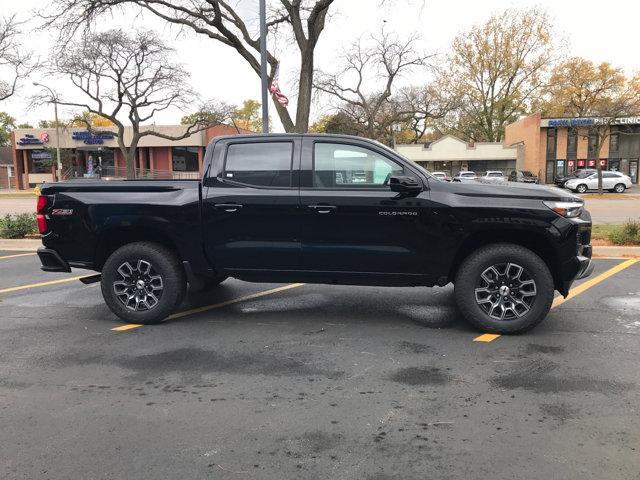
505,113,640,185
396,135,521,176
10,124,252,189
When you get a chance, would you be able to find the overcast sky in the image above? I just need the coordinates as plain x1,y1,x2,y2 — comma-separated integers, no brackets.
3,0,640,132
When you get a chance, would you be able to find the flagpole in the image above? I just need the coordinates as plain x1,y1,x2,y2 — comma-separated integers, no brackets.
259,0,269,134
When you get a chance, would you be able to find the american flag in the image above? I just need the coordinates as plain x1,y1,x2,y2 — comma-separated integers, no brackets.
270,66,289,107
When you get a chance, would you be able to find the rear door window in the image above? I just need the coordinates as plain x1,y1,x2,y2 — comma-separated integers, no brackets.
224,142,293,188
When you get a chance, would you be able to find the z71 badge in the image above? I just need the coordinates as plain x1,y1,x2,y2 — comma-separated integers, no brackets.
51,209,74,216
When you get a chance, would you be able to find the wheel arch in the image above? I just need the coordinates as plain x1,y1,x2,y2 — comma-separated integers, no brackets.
448,229,562,292
94,226,183,271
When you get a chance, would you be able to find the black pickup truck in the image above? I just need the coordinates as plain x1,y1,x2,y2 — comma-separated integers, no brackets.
36,134,593,334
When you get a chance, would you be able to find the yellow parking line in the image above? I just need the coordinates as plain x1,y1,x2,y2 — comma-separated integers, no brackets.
0,276,86,294
473,333,501,342
0,252,36,260
111,324,143,331
111,283,306,331
474,258,639,343
551,258,638,309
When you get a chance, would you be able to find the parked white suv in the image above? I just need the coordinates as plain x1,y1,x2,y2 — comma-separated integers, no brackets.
565,171,632,193
452,171,478,183
478,171,507,185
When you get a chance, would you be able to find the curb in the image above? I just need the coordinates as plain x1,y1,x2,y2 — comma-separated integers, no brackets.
592,246,640,258
0,239,42,251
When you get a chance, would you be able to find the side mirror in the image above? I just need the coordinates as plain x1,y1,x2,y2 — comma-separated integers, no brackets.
389,175,422,195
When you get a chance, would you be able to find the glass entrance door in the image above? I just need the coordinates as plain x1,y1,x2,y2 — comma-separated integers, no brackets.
630,159,638,184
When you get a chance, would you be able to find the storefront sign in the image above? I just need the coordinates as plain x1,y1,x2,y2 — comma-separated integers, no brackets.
544,116,640,127
72,130,115,145
39,132,50,143
567,160,575,167
17,134,43,146
548,118,595,127
600,159,607,167
577,160,586,168
588,160,596,167
31,150,52,160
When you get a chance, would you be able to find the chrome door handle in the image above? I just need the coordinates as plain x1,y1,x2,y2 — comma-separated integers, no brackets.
308,205,337,214
214,203,243,212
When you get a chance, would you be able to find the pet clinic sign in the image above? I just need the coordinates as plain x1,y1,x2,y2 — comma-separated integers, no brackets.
542,117,640,127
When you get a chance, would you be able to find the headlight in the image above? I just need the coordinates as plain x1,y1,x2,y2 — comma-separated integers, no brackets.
543,200,584,218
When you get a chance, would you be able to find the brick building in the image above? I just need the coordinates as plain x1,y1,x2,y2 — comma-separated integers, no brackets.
10,124,252,190
505,113,640,185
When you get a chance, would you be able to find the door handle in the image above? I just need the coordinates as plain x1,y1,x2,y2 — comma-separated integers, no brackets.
308,205,337,214
214,203,244,213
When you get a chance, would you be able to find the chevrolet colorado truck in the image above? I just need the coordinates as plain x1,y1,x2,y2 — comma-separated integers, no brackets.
36,134,593,334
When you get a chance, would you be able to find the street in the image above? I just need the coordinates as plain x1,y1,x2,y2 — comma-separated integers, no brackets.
1,252,639,479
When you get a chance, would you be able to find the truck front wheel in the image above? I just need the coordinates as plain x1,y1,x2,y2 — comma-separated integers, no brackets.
454,243,554,334
101,242,186,325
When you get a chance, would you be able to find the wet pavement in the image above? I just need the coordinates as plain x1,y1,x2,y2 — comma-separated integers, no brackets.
1,252,639,479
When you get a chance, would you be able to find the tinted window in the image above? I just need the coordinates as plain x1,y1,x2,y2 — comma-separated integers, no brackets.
313,143,404,188
172,146,199,172
602,172,619,178
224,142,293,187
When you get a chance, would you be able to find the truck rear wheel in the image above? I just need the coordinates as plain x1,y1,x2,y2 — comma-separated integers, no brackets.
101,242,186,325
454,243,554,334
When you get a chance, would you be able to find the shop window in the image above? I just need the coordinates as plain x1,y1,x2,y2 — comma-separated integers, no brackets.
545,160,555,183
546,128,557,159
587,132,598,159
28,150,53,173
224,142,293,187
567,128,577,159
609,133,619,153
172,146,200,172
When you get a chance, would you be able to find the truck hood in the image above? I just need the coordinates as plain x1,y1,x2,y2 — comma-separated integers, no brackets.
442,181,583,203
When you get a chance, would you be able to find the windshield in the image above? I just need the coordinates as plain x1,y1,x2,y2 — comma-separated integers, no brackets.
522,171,534,177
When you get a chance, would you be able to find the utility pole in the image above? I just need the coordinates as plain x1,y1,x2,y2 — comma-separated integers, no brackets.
34,82,62,181
259,0,269,134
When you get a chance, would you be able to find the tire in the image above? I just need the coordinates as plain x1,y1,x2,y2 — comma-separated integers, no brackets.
576,184,588,193
454,243,554,334
188,274,229,292
614,183,626,193
101,242,186,325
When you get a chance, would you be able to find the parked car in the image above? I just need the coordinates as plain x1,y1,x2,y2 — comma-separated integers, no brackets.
565,171,632,193
431,171,451,182
452,171,477,183
509,170,538,184
478,171,507,185
36,134,593,334
554,169,596,188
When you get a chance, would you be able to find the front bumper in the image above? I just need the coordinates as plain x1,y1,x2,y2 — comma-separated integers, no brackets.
37,248,71,273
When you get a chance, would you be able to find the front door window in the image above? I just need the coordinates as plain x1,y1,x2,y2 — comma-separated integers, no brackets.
313,143,404,188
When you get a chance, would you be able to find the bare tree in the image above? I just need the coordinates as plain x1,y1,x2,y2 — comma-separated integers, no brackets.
0,16,34,102
314,32,429,141
43,0,344,133
47,29,231,178
393,83,460,143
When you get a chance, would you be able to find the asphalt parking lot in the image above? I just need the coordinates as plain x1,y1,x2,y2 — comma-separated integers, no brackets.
1,252,639,479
